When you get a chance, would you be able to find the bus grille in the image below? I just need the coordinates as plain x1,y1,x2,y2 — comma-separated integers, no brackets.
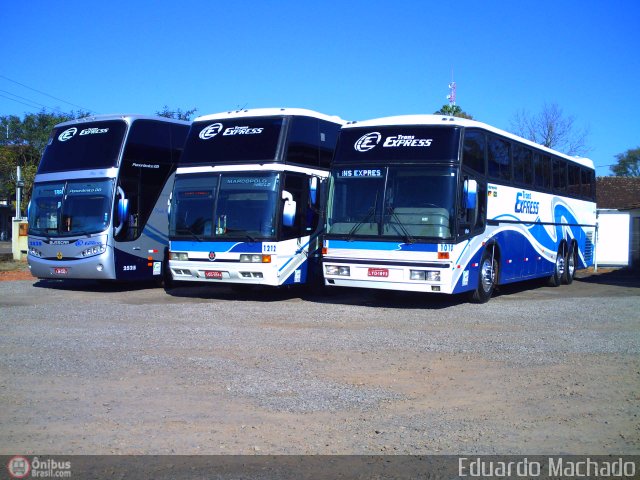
584,231,594,263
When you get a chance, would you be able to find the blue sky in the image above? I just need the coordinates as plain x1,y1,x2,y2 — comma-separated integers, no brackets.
1,0,638,176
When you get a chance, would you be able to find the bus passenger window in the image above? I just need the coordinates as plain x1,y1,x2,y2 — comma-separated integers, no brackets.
488,137,511,181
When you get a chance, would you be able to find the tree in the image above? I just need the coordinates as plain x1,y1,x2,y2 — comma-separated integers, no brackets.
156,106,198,121
434,104,474,119
509,103,590,156
0,110,89,213
611,147,640,177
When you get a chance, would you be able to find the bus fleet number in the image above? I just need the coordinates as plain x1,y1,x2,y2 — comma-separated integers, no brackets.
262,243,277,254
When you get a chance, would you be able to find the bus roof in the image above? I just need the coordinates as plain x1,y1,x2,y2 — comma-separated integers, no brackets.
195,108,347,126
344,114,594,170
53,114,190,129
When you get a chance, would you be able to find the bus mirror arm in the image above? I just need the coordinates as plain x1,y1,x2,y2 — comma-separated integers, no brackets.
282,190,297,227
115,186,129,237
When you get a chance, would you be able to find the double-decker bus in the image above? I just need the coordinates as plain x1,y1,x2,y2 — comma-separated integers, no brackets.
168,108,345,287
322,115,596,302
27,114,189,282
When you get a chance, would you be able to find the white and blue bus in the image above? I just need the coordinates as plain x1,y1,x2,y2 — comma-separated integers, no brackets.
27,114,189,282
168,108,345,287
322,115,596,302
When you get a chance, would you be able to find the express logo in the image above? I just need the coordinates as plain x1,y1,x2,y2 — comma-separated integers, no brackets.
354,132,381,152
199,123,223,140
208,252,216,261
58,127,78,142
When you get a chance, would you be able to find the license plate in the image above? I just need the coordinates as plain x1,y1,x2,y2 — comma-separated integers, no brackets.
53,267,68,275
368,268,389,278
204,270,223,279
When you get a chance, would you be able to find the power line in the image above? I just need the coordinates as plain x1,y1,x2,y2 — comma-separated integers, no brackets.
0,93,42,110
0,74,97,113
0,88,70,115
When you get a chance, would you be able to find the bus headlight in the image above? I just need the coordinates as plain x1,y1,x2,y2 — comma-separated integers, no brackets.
325,265,350,276
410,270,440,282
81,245,106,257
29,247,42,258
240,254,271,263
240,253,271,263
410,270,425,281
169,251,188,261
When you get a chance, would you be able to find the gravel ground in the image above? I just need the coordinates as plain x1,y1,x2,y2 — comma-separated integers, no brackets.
0,269,639,455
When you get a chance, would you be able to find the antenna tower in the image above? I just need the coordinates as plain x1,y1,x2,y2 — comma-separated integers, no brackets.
447,71,456,107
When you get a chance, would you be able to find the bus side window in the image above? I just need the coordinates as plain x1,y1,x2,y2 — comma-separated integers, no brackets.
462,131,486,175
115,120,176,241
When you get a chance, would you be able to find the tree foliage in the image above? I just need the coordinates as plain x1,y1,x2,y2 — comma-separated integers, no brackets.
0,110,89,212
611,147,640,177
434,104,474,119
156,106,198,121
509,103,590,156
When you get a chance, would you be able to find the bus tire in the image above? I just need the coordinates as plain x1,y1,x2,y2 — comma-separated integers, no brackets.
470,249,498,303
547,247,565,287
563,243,577,285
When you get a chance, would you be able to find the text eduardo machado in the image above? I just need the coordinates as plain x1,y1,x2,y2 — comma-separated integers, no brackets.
458,456,637,478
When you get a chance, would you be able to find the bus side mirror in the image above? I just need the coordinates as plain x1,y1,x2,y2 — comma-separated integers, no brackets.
464,179,478,210
309,177,318,205
282,190,297,227
115,186,129,236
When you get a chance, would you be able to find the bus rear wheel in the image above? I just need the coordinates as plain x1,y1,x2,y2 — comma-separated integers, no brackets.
470,250,497,303
547,247,566,287
563,244,577,285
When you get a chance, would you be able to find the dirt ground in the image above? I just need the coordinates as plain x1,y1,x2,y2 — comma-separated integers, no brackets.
0,264,638,457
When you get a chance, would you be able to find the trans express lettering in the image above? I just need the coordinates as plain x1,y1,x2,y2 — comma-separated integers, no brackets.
514,191,539,215
79,127,109,135
383,135,432,147
223,126,264,136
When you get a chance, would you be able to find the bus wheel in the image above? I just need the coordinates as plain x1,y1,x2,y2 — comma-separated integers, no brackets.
547,247,566,287
563,244,577,285
470,250,497,303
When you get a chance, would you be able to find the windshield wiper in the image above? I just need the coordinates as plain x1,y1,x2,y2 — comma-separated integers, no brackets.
176,228,203,242
386,207,415,244
346,206,376,241
346,190,380,241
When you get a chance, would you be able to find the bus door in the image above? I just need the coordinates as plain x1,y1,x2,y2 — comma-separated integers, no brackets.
279,172,323,285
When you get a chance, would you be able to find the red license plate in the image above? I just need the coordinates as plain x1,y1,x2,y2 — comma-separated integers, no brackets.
204,270,223,279
368,268,389,278
53,267,68,275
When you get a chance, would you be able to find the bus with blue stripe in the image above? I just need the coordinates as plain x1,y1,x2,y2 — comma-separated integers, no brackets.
168,108,345,287
322,115,596,302
27,114,189,282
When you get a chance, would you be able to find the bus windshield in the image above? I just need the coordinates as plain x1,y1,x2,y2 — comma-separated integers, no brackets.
327,166,457,240
28,179,115,237
170,172,280,240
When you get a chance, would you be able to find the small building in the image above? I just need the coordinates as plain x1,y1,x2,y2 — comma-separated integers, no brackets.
596,177,640,269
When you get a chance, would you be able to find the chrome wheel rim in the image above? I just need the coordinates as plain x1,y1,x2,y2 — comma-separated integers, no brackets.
556,254,565,277
480,258,495,293
567,252,575,277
